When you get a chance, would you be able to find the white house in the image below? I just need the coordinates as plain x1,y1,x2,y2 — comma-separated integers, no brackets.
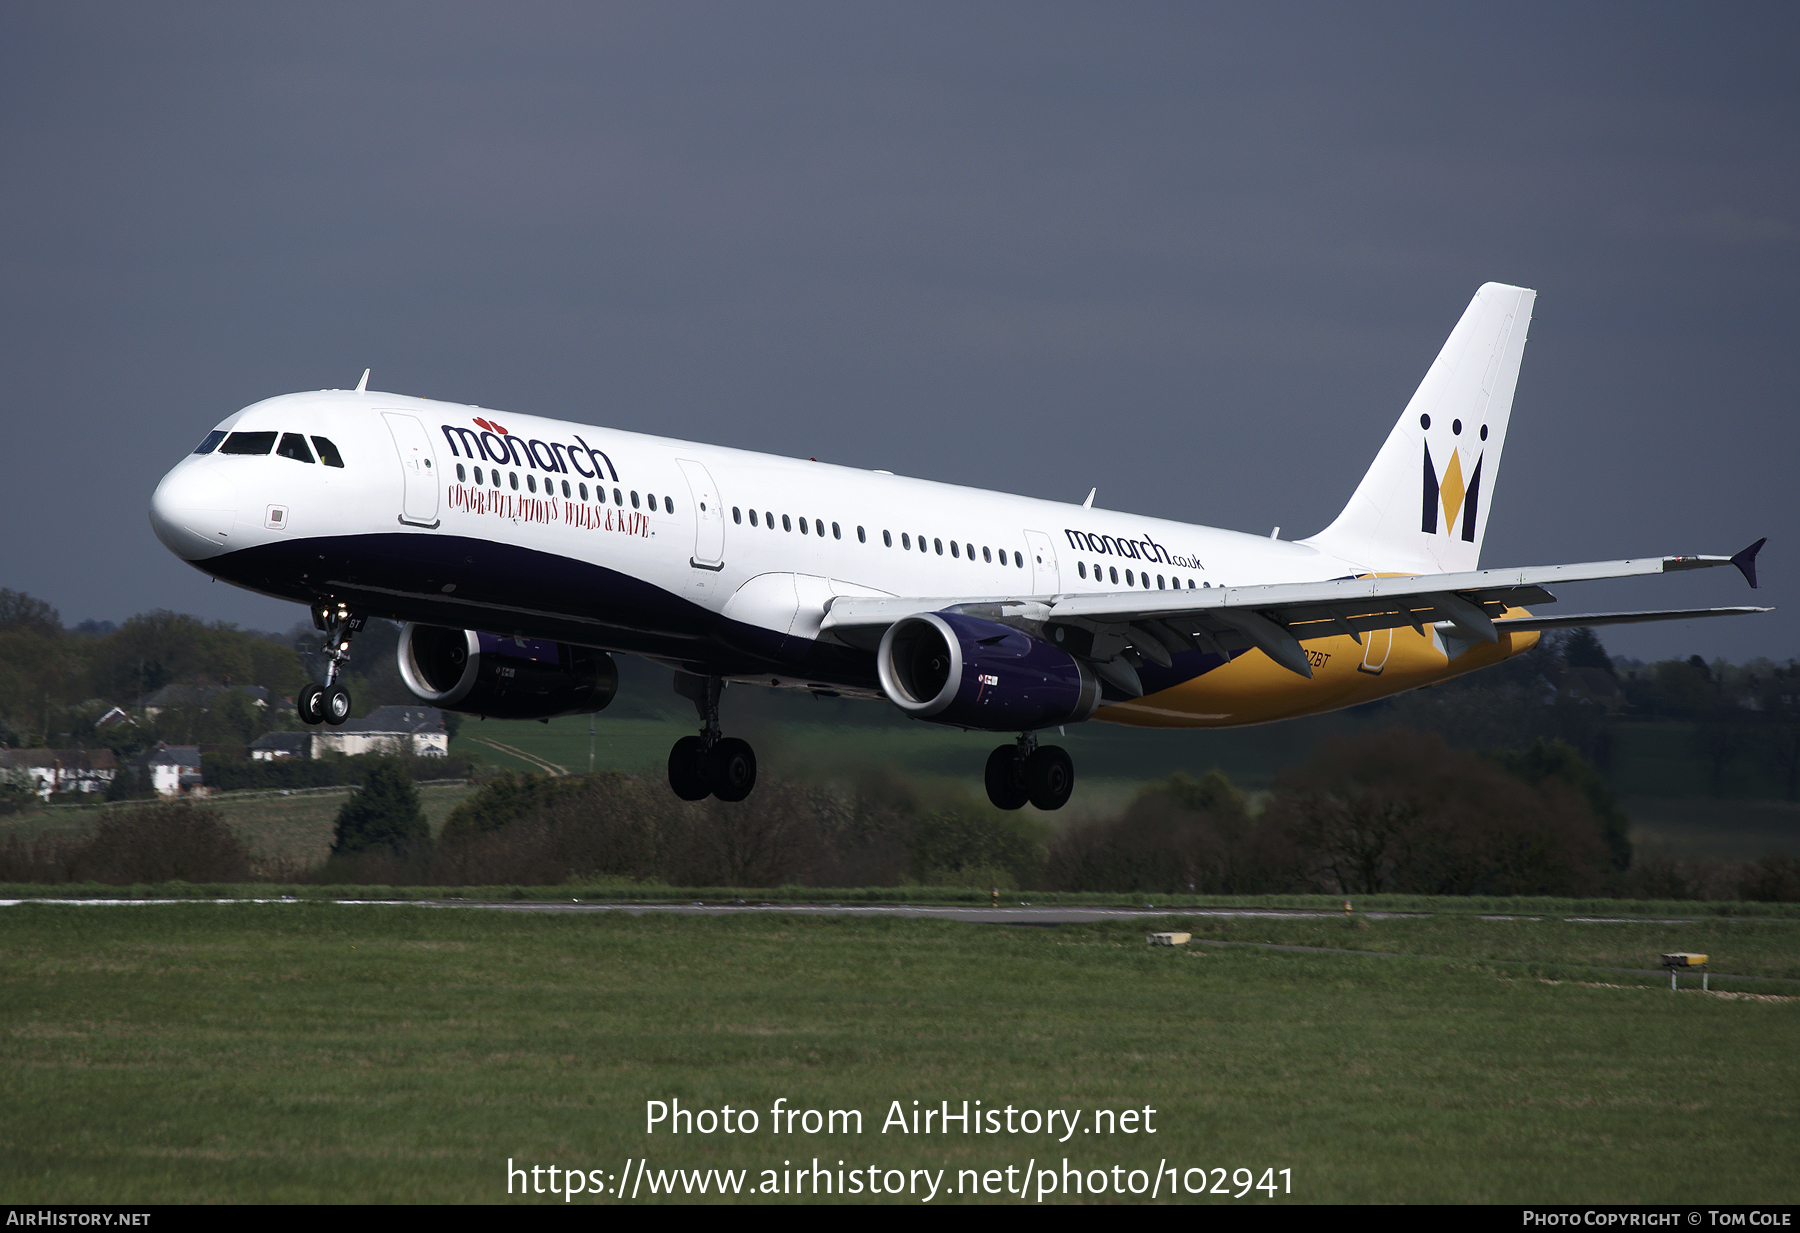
306,706,449,759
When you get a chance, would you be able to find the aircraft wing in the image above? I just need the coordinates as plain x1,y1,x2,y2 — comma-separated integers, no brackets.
820,540,1767,686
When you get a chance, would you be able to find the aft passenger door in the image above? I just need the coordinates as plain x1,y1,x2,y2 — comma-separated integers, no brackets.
676,459,725,571
382,412,440,528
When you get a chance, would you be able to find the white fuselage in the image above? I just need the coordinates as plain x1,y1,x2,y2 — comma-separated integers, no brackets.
151,388,1366,692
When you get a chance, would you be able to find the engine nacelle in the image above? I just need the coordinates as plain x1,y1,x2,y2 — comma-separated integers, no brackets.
397,624,619,720
876,612,1101,731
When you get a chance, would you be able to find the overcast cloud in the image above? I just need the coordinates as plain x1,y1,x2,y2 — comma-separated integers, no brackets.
2,3,1794,660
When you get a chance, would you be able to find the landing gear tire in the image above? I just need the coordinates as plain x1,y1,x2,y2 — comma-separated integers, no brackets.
323,685,353,727
668,736,711,801
1024,745,1074,811
297,684,326,726
707,738,757,803
984,746,1031,811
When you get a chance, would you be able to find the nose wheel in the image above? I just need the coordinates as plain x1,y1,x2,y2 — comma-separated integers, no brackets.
298,601,362,727
667,673,758,802
985,735,1074,811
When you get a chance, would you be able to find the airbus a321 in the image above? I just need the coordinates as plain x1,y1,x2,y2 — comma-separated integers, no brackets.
149,283,1767,809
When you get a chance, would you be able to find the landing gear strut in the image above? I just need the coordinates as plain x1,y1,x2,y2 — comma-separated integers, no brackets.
668,672,757,802
297,601,363,727
985,733,1074,812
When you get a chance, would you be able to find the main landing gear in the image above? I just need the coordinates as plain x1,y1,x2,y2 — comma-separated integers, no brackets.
296,601,363,727
667,673,757,803
985,733,1074,812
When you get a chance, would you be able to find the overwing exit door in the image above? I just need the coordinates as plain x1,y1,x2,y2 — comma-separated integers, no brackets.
1023,529,1060,594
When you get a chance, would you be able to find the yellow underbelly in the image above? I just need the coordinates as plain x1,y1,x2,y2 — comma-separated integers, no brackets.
1094,619,1540,729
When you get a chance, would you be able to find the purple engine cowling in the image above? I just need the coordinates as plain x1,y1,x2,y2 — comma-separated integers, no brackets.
397,624,618,720
876,612,1101,731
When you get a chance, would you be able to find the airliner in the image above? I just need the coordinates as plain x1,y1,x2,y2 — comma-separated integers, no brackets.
149,283,1767,809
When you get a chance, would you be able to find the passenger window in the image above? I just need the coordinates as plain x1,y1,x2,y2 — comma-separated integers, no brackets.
491,471,501,489
1078,562,1087,579
782,514,792,532
901,533,910,550
1109,567,1118,584
510,472,520,490
613,488,622,505
456,464,466,482
1157,575,1165,589
881,530,890,546
630,491,640,508
934,538,943,555
1142,574,1150,589
528,475,538,493
562,480,571,498
833,523,842,540
983,547,992,563
965,543,974,560
749,509,758,527
1126,570,1134,586
1015,552,1024,568
733,507,742,524
798,516,808,535
193,430,226,455
276,433,314,464
580,484,589,501
765,511,774,529
219,431,277,455
951,541,960,558
666,496,675,514
920,536,928,553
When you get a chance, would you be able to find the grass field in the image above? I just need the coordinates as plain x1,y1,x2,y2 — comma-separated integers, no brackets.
1,904,1793,1204
5,783,481,869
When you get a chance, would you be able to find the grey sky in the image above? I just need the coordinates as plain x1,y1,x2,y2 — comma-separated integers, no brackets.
3,3,1794,661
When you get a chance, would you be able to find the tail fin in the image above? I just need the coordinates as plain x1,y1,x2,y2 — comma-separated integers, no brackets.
1304,282,1536,574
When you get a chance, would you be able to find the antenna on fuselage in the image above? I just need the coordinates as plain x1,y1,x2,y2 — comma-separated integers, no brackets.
1082,488,1096,508
355,369,370,393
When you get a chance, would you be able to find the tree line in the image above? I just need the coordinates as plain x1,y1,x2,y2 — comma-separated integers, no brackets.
0,589,433,758
9,734,1795,901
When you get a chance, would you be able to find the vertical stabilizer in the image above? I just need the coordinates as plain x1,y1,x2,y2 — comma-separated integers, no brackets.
1304,283,1535,574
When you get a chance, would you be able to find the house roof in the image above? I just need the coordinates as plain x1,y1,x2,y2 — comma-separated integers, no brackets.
334,705,446,736
139,684,271,709
248,732,311,753
133,744,203,769
0,748,118,770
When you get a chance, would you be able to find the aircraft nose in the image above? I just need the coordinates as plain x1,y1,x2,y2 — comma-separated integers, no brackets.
149,463,236,560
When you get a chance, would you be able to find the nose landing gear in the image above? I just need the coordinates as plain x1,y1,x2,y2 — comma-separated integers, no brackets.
984,733,1074,812
667,673,758,802
297,601,363,727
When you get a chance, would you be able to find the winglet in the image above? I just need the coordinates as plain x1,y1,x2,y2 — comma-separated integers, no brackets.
1082,488,1096,509
1731,538,1766,589
355,368,370,393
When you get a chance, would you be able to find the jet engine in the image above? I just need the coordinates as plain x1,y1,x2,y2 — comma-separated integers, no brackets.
876,612,1101,731
397,624,618,720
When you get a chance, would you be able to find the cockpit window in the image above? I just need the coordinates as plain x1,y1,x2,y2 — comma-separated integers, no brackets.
193,430,227,455
277,433,315,464
219,431,277,455
310,436,345,468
